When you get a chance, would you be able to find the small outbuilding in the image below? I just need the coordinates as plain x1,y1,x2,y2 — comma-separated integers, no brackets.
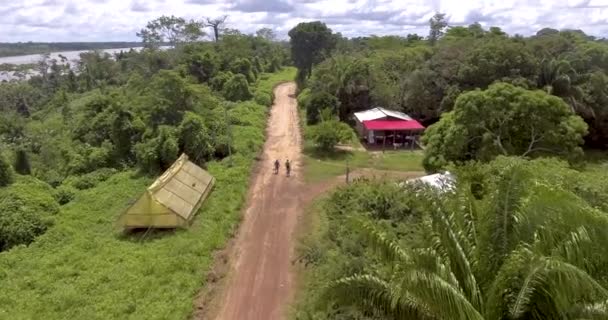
353,107,425,149
117,153,215,229
403,171,455,193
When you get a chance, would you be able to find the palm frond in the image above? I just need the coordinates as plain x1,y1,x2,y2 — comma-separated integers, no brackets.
352,218,410,264
325,274,435,320
398,269,484,320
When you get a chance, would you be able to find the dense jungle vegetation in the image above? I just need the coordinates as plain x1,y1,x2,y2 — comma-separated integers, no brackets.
0,15,293,319
291,15,608,320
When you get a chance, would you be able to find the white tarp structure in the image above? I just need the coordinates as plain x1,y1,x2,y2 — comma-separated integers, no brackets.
353,107,413,122
403,171,456,192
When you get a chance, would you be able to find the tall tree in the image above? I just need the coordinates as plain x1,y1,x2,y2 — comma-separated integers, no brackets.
137,15,204,48
428,12,448,45
288,21,336,77
205,15,228,42
256,27,276,41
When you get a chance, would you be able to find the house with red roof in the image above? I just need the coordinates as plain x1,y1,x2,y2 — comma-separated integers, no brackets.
353,107,425,149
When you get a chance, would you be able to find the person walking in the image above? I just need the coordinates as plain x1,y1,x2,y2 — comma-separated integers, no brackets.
274,159,280,174
285,159,291,177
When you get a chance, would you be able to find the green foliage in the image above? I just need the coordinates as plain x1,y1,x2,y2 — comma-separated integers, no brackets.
296,157,608,319
14,148,31,175
288,21,337,77
210,71,233,91
422,83,588,171
135,126,179,174
308,119,353,151
230,58,256,84
177,112,214,165
53,185,77,205
222,74,253,102
0,153,14,187
306,91,339,125
0,176,59,251
254,90,272,107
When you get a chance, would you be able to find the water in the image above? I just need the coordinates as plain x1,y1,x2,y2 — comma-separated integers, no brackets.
0,47,145,65
0,46,169,81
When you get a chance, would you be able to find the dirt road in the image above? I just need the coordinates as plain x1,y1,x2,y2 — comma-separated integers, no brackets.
208,82,302,320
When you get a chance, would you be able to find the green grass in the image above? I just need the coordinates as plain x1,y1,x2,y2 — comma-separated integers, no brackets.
255,67,297,94
0,70,294,320
302,145,425,183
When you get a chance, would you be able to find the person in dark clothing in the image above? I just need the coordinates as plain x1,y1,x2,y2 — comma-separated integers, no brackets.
285,159,291,177
274,159,280,174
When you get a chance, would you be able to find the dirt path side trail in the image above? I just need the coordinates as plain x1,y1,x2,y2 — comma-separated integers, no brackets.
210,82,302,320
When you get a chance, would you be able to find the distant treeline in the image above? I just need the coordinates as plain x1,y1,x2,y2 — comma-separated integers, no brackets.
0,42,158,57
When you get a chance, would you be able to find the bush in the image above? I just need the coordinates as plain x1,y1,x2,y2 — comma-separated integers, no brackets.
0,154,14,187
254,91,273,107
14,148,31,175
210,71,233,91
64,168,118,190
53,185,77,205
309,120,353,151
178,112,214,165
0,176,59,251
135,126,179,174
306,92,339,125
222,74,253,102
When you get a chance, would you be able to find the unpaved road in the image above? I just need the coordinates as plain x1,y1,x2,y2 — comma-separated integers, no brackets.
206,82,302,320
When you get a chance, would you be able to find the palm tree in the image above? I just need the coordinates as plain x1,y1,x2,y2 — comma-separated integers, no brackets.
538,57,592,117
324,165,608,319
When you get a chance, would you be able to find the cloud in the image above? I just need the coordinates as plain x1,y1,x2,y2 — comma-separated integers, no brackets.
0,0,606,42
131,0,150,12
230,0,294,13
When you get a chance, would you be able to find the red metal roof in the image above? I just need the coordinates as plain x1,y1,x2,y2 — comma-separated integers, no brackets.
363,119,425,131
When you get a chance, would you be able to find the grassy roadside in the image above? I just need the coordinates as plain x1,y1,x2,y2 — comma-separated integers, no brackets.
0,67,296,320
302,146,425,184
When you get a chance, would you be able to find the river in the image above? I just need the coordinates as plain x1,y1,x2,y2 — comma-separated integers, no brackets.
0,47,166,81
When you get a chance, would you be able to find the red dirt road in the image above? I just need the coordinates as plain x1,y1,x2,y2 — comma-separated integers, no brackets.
210,82,302,320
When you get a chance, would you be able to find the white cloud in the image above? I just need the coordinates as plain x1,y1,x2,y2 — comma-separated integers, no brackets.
0,0,606,42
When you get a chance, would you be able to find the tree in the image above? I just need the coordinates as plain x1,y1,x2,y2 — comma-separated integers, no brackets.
205,15,228,42
256,27,276,41
137,15,204,48
325,160,608,319
422,83,588,171
222,74,252,102
306,91,339,125
14,148,31,175
178,112,214,165
0,154,14,187
428,13,448,45
288,21,336,77
309,118,352,151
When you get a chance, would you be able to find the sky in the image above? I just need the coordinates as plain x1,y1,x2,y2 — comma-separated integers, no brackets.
1,0,607,42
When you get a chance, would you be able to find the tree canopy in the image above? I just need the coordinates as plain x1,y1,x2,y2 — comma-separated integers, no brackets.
422,83,587,171
288,21,336,77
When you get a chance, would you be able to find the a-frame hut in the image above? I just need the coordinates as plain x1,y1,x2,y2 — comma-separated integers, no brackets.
118,154,215,229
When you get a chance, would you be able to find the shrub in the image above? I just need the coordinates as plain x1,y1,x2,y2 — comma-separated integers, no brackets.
309,120,353,151
254,91,273,107
135,126,179,174
63,168,118,190
0,176,59,251
222,74,253,102
306,92,339,125
0,154,14,187
14,148,31,175
210,71,233,92
178,112,214,165
53,185,77,205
